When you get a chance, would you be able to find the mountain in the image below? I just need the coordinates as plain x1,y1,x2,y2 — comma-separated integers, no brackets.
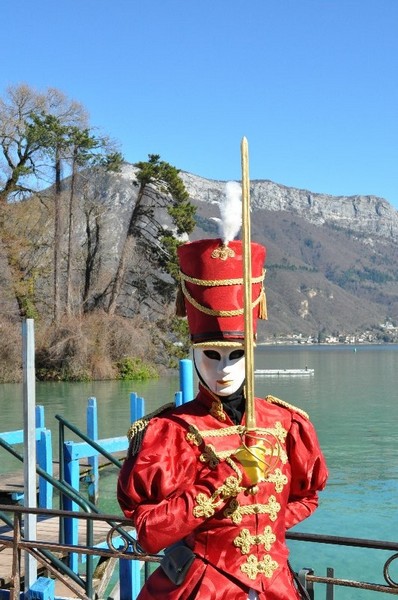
2,163,398,345
178,171,398,342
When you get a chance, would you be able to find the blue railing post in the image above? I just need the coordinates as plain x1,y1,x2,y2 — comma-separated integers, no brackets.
179,358,194,404
87,397,99,505
119,548,141,600
130,393,145,422
35,405,45,428
27,575,55,600
37,429,53,509
35,405,53,509
63,441,80,573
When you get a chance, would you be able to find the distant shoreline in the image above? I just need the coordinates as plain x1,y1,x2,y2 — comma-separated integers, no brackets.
256,341,398,348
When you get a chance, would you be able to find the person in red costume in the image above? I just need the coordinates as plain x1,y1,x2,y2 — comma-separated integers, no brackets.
118,183,328,600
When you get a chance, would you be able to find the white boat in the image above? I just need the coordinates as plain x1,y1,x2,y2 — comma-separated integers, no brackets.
254,368,314,376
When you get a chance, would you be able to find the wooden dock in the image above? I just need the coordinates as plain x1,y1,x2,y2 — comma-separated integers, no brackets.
0,453,125,503
0,464,59,501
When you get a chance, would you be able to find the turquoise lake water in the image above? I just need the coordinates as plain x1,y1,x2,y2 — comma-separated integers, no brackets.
1,344,398,599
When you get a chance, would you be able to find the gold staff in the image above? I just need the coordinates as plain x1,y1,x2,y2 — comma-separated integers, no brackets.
241,137,256,432
235,138,268,488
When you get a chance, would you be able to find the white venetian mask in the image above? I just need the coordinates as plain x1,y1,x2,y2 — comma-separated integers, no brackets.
193,345,245,397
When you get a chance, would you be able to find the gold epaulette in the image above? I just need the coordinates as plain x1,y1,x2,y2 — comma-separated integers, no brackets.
126,402,175,457
264,395,309,420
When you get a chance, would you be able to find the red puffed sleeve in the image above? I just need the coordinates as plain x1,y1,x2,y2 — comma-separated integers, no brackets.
117,416,238,554
285,413,328,530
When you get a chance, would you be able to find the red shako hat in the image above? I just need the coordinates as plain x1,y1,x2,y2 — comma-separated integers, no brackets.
176,238,267,346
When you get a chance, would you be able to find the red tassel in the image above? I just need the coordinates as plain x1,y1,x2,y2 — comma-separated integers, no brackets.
259,287,268,320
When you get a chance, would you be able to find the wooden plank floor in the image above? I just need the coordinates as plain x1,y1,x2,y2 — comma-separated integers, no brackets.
0,514,113,589
0,468,57,497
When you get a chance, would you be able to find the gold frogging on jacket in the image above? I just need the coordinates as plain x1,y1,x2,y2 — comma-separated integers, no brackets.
193,475,245,519
223,495,281,525
241,554,279,580
234,526,276,554
234,526,279,580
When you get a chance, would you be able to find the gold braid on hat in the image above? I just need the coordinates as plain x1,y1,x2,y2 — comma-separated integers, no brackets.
177,270,267,318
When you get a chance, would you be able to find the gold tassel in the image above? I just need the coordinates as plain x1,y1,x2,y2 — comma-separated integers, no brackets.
259,287,268,320
175,283,187,317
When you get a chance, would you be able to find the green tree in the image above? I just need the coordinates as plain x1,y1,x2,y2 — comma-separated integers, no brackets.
21,110,123,321
63,129,123,314
107,154,196,315
0,84,86,318
0,84,86,204
27,113,72,322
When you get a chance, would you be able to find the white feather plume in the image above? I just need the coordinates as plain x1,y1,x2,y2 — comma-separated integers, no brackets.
218,181,242,245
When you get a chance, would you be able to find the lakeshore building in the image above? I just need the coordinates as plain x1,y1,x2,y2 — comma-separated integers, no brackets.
261,323,398,345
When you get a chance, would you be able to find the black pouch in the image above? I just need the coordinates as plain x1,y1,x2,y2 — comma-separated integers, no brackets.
160,542,196,586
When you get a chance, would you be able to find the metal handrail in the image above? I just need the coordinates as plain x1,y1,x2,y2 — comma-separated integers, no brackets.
55,413,123,469
0,438,136,598
0,438,93,513
54,412,138,550
286,531,398,597
0,437,95,595
0,504,156,600
287,530,398,552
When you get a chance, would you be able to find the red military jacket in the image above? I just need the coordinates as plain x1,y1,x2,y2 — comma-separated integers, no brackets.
117,384,328,600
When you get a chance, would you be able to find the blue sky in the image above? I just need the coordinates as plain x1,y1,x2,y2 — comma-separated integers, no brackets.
2,0,398,207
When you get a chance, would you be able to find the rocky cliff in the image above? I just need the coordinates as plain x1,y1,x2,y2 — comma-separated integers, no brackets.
180,171,398,241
